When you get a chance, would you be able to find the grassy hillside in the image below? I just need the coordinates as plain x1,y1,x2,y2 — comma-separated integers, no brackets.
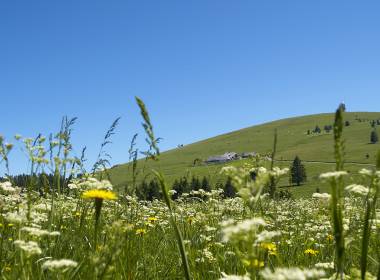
109,112,380,197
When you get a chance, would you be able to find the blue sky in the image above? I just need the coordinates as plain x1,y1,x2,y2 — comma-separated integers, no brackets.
1,0,379,175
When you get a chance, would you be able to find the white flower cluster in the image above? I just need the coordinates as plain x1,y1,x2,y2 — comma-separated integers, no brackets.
359,168,380,177
0,181,17,194
4,211,27,224
21,226,60,237
189,189,211,197
345,184,369,196
42,259,78,271
14,240,42,257
270,167,289,177
68,177,113,191
312,193,331,201
315,262,334,270
260,267,325,280
319,171,348,180
221,218,267,242
255,230,281,243
219,272,250,280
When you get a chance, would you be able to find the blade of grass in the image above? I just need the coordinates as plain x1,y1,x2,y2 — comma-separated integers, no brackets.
153,170,191,280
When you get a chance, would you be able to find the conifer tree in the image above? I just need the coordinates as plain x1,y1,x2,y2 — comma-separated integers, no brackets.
201,176,211,192
190,176,201,191
223,177,236,198
290,156,307,186
371,130,378,144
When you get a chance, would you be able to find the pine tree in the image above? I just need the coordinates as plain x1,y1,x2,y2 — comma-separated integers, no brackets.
136,180,149,200
290,156,307,186
370,130,378,144
223,177,236,198
201,176,211,192
147,179,161,201
171,179,180,200
190,176,201,191
181,177,190,193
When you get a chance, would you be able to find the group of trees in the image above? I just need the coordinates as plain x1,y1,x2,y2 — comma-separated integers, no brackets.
171,176,211,199
136,179,162,201
135,175,238,201
306,120,378,144
307,121,352,135
1,173,70,196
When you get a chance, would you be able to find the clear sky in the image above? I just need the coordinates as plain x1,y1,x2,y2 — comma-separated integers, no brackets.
0,0,379,175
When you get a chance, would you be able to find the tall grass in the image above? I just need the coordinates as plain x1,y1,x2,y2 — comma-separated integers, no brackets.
136,97,191,280
332,104,346,279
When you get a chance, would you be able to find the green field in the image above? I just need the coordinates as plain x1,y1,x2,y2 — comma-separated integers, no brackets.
109,112,380,197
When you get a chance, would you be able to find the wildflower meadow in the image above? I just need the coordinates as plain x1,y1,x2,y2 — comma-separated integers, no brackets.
1,100,380,280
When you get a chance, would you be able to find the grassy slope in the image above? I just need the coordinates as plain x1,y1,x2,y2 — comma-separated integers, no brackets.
109,112,380,198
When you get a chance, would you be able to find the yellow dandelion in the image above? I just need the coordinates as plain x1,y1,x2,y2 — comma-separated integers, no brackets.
148,217,158,223
304,248,318,256
261,242,276,251
136,228,147,236
82,189,117,200
261,242,277,256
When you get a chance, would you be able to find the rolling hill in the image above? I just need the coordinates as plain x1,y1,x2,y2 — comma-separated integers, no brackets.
109,112,380,197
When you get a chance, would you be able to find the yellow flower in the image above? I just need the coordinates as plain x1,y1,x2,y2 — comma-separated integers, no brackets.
242,258,264,268
82,189,117,200
148,217,158,223
261,242,277,256
327,234,334,242
304,248,318,256
187,216,194,225
136,228,147,236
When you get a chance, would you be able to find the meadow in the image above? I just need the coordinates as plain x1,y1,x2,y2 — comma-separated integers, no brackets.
1,100,380,279
108,111,380,198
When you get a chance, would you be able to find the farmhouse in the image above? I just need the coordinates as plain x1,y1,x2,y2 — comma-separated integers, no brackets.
241,152,256,158
206,152,239,164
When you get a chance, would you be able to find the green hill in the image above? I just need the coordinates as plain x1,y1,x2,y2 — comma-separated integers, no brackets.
109,112,380,197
